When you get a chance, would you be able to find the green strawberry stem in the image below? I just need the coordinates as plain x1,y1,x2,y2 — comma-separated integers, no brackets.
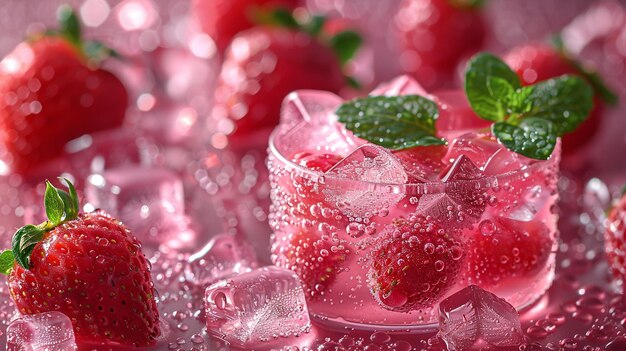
0,178,80,274
448,0,486,10
252,7,363,87
551,35,618,105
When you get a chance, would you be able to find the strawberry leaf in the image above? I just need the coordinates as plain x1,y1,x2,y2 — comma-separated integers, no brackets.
12,225,45,270
492,118,557,160
336,95,446,150
0,250,14,275
45,181,65,225
330,30,363,66
59,177,79,220
57,5,81,45
304,15,326,37
465,52,522,121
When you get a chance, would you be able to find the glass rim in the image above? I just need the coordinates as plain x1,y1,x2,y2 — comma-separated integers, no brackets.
268,124,560,195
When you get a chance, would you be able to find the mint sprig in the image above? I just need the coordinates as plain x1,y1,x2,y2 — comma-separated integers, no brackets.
465,53,594,160
2,178,80,273
336,95,446,150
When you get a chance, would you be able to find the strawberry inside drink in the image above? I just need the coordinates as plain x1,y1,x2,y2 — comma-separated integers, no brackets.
269,52,593,326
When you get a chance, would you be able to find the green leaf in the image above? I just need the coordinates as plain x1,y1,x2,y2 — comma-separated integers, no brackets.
524,75,594,135
60,177,79,220
45,181,65,225
0,250,14,275
304,15,326,37
345,75,361,90
336,95,446,150
57,5,81,45
465,52,522,121
12,225,46,270
260,8,300,29
329,30,362,66
448,0,485,9
492,119,557,160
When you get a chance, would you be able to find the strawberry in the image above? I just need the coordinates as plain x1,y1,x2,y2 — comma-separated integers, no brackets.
0,7,128,175
0,179,159,347
394,0,486,89
284,230,347,298
503,42,617,155
605,191,626,286
368,216,464,312
466,216,553,287
192,0,301,53
212,10,360,140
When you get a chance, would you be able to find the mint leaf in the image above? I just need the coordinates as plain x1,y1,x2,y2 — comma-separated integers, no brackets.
57,5,81,45
12,225,46,270
330,30,362,66
492,118,557,160
304,15,326,37
465,52,522,121
336,95,446,150
524,75,594,135
0,250,14,275
45,181,65,225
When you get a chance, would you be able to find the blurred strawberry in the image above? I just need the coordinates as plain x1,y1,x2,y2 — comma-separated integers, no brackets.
394,0,486,89
368,216,464,311
0,7,127,175
192,0,301,53
212,9,361,140
466,216,553,287
605,190,626,286
503,41,617,156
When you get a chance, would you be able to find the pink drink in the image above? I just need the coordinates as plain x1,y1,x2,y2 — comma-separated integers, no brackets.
268,77,560,328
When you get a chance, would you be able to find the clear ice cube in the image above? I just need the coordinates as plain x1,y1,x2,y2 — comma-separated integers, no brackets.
416,155,486,226
85,166,185,244
369,75,428,96
438,285,524,351
205,266,310,346
185,234,259,286
443,133,502,169
6,312,77,351
278,91,364,155
324,144,408,218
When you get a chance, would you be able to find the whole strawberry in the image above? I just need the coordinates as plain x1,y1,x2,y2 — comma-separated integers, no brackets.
0,7,128,174
606,190,626,287
192,0,301,53
0,179,159,347
503,42,617,156
212,10,360,140
394,0,486,89
368,216,464,312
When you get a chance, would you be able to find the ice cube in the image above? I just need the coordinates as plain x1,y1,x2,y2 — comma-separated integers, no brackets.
185,234,259,286
85,166,185,244
443,133,502,169
438,285,524,351
416,156,486,227
324,144,408,218
370,75,428,96
483,148,526,176
278,91,364,155
507,184,551,222
6,312,77,351
205,266,310,346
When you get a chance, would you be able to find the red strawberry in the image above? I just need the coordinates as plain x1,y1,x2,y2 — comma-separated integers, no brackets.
1,180,159,347
284,230,347,298
0,8,127,175
212,11,356,140
466,216,553,287
503,42,615,156
605,191,626,285
368,216,464,312
192,0,301,53
289,151,343,222
394,0,486,89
